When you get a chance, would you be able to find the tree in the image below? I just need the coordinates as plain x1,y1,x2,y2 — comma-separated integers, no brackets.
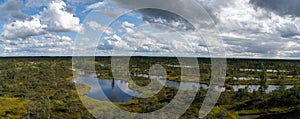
259,64,268,94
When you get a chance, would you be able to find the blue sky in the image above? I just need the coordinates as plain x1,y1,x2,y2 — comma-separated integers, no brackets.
0,0,300,59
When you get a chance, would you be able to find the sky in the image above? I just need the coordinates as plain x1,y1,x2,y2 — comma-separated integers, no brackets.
0,0,299,59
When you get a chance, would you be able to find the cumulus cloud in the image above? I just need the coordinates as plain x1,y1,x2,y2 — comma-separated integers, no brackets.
103,0,300,58
2,0,83,40
98,34,132,50
25,0,75,14
0,0,84,55
40,0,83,32
1,16,47,39
0,0,300,57
96,24,210,56
194,0,300,58
1,34,73,54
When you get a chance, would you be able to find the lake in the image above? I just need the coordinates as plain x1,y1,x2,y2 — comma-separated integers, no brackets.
74,72,294,102
74,73,139,102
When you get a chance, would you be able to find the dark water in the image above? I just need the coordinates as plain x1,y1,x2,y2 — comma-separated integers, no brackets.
74,73,138,102
87,79,139,102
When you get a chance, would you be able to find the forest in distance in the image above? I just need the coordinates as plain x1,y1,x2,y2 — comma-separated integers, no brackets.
0,57,300,119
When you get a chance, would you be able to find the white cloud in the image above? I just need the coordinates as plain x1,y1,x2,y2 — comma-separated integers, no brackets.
0,0,299,57
120,21,136,34
2,16,47,39
121,21,135,28
125,28,134,34
99,34,132,50
1,34,73,54
102,0,300,58
0,0,84,55
112,34,122,41
83,1,105,13
97,26,209,55
1,0,84,39
40,0,83,33
202,0,300,58
86,21,114,35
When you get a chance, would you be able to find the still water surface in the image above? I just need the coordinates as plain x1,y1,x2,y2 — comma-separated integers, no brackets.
74,72,294,102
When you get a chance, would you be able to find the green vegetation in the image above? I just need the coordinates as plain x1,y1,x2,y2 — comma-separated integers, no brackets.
0,58,94,118
0,57,300,118
96,57,300,85
0,97,27,118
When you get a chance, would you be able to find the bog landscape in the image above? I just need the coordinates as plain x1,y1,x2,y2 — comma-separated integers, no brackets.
1,57,300,118
0,0,300,118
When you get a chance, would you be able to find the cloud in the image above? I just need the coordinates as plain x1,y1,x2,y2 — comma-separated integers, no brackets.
1,0,83,40
25,0,50,8
0,0,299,57
86,21,114,35
108,0,200,31
138,8,195,31
1,16,47,39
0,0,83,55
67,0,97,3
40,0,83,33
250,0,300,17
83,1,105,13
202,0,300,58
25,0,75,14
98,34,132,50
1,34,73,54
96,24,210,56
26,0,98,6
102,0,300,58
0,0,28,21
121,21,135,28
105,0,234,31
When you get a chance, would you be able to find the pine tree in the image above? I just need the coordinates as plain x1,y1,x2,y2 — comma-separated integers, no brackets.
259,64,268,94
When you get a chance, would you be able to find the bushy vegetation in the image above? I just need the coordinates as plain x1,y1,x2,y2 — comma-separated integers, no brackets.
0,57,299,118
0,97,27,118
0,58,94,118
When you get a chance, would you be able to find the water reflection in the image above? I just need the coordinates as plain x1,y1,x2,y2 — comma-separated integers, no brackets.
74,73,139,102
74,72,294,102
157,79,205,90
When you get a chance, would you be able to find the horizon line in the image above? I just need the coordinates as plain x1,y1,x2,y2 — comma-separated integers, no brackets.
0,55,299,60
